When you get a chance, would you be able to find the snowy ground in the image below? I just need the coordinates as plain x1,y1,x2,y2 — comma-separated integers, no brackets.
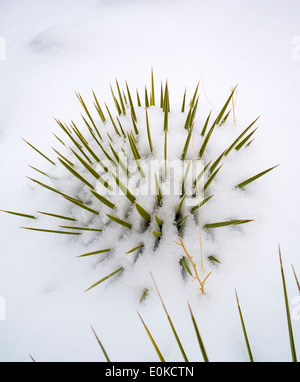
0,0,300,362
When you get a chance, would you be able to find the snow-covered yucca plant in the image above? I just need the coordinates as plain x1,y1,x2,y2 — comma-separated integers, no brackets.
2,71,278,296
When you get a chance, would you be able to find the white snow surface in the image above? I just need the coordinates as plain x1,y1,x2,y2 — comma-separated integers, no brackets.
0,0,300,362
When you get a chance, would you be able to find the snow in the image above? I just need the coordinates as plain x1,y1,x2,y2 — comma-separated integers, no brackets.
1,0,300,362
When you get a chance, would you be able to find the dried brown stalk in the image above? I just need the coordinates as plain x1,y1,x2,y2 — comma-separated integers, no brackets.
175,237,211,294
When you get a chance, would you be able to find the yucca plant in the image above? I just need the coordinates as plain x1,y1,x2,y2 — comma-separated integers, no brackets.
2,70,278,296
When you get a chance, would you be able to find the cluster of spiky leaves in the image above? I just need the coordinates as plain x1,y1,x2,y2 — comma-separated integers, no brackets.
90,248,298,363
2,71,278,293
29,248,298,362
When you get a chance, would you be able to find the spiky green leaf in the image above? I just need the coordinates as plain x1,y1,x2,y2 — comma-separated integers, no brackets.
279,246,297,362
125,244,144,254
137,311,165,362
78,248,111,257
21,227,81,235
204,219,253,229
106,214,132,229
1,210,36,220
91,326,111,362
85,267,124,292
188,303,209,362
235,165,279,189
215,85,237,125
150,272,189,362
135,202,151,222
90,189,115,209
235,290,254,362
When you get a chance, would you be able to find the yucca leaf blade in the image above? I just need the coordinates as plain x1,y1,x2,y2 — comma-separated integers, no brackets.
200,111,212,137
177,214,190,227
198,122,216,159
279,245,297,362
145,86,149,108
180,257,193,276
1,210,36,219
154,172,162,206
60,226,102,232
235,289,254,362
175,194,186,219
92,90,106,123
78,248,111,257
146,108,153,154
155,215,163,227
110,84,122,116
91,325,111,362
150,68,155,106
188,303,209,362
106,214,132,229
22,138,56,165
225,117,260,156
181,88,186,113
135,202,151,222
125,244,144,254
109,170,136,204
90,189,115,209
209,150,226,173
76,92,101,138
204,219,253,229
21,227,81,235
235,128,258,151
137,311,165,362
152,230,162,238
215,85,237,125
190,195,214,214
190,81,200,108
203,165,223,192
181,124,194,160
85,267,124,292
126,81,137,122
136,88,141,107
235,165,279,189
150,272,189,362
58,157,95,190
105,103,121,137
115,79,126,115
37,211,77,222
64,196,100,215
